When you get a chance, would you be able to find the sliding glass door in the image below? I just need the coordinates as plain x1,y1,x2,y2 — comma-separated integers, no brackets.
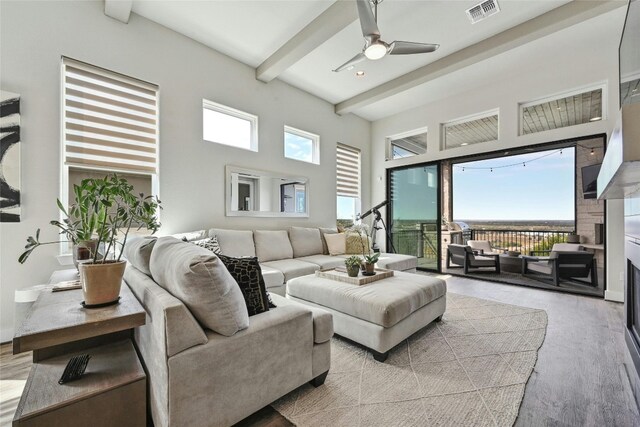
388,163,440,271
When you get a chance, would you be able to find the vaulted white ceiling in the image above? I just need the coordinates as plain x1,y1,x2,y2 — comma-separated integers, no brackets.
129,0,625,121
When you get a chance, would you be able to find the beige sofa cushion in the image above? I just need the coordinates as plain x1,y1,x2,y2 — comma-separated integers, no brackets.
287,271,446,328
259,265,285,289
261,259,320,282
211,229,256,258
150,237,249,336
324,233,346,256
296,255,345,270
320,227,338,255
254,230,293,262
375,253,418,271
289,227,324,258
124,237,157,276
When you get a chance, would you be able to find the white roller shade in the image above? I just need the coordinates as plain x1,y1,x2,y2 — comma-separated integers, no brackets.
337,143,360,198
62,58,158,174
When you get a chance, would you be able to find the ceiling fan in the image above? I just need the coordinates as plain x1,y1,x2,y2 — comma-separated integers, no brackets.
333,0,439,72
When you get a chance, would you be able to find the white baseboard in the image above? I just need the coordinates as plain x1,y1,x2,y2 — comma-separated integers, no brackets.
1,327,14,345
605,290,624,303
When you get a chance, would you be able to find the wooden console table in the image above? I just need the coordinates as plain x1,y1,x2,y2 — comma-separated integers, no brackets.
12,270,147,426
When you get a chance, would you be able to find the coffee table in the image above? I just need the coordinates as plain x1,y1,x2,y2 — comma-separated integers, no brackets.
286,271,446,362
499,254,523,273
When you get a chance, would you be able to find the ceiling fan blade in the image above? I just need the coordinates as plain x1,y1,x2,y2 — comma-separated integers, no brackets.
388,41,439,55
332,52,367,73
356,0,380,39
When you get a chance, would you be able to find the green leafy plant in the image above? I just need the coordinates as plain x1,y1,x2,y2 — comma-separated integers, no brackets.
19,174,161,264
363,252,380,265
344,255,363,269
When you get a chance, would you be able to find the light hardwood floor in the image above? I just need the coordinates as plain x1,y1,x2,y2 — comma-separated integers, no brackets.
1,275,639,426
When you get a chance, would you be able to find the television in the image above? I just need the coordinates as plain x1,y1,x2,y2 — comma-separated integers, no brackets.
582,163,602,199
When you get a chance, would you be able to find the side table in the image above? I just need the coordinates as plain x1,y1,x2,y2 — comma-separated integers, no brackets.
12,269,147,426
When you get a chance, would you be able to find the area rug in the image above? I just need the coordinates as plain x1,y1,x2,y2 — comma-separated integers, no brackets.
272,292,548,427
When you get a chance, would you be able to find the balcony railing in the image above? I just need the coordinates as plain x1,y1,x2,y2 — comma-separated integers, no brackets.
468,229,572,255
389,225,572,266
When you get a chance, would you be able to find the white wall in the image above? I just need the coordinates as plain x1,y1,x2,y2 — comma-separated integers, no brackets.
0,1,371,341
370,8,627,301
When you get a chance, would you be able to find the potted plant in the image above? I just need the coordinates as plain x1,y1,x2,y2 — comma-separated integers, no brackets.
362,252,380,275
347,223,378,275
19,174,161,306
344,255,362,278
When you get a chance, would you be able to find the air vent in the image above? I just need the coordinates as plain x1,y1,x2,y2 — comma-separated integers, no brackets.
466,0,500,24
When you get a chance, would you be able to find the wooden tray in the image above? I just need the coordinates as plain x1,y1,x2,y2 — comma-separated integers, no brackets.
315,267,394,285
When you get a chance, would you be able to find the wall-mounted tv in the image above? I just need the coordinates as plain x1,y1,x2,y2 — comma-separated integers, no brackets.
582,163,602,199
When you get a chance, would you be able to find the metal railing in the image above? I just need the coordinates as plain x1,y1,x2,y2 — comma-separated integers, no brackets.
467,229,572,255
390,226,572,265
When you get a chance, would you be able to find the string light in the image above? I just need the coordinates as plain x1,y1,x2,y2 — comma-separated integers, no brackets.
452,144,598,171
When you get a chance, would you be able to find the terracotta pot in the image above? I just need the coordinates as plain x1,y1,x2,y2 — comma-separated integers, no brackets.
364,262,375,275
78,260,126,306
73,240,99,270
346,265,360,278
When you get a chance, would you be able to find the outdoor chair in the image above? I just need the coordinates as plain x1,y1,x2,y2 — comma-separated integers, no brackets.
468,240,505,255
522,251,597,287
447,244,500,274
528,243,583,256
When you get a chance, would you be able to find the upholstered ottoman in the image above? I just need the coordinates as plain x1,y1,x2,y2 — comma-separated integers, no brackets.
286,271,446,362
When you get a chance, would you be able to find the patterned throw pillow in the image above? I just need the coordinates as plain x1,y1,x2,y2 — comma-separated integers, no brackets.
345,232,370,255
191,236,222,254
217,254,272,316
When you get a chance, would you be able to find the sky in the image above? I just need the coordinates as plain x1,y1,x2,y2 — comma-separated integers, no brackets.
453,148,576,221
284,132,313,163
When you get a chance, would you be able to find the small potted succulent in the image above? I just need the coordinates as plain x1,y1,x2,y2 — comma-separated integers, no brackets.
19,174,161,306
362,252,380,275
344,255,362,278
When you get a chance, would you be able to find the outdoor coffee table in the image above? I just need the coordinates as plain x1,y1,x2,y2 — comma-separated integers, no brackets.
286,271,446,362
499,253,523,273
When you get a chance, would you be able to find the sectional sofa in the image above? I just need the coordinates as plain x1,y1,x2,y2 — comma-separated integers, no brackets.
123,226,418,426
174,226,418,296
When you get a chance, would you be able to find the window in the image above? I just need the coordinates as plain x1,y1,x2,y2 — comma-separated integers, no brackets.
61,57,159,248
203,99,258,151
284,126,319,164
442,110,499,149
519,86,604,135
387,129,427,160
336,143,361,227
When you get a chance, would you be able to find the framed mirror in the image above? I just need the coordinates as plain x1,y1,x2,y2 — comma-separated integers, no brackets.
225,165,309,217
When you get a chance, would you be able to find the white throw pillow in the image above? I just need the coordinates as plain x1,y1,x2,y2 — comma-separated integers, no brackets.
324,233,346,256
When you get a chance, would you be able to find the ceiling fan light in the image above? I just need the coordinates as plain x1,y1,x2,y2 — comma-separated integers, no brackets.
364,43,387,60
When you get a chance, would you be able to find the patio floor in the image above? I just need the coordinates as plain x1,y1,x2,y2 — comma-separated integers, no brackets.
441,265,604,297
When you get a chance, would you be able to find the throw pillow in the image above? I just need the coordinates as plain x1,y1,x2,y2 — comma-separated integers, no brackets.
191,236,222,254
150,237,249,336
217,254,272,316
346,233,371,255
324,233,346,256
320,227,338,255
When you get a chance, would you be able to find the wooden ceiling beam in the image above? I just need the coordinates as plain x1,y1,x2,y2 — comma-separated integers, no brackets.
104,0,133,24
335,0,624,116
256,0,358,83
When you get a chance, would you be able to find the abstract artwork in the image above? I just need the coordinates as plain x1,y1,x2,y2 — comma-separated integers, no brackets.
0,91,21,222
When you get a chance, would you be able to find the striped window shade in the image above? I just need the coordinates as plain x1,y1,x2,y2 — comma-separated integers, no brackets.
62,58,158,175
336,143,361,198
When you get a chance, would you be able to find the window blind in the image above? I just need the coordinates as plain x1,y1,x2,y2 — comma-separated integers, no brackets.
336,143,360,198
62,58,158,175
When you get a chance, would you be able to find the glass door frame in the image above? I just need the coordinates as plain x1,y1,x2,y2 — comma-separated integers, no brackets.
386,161,442,273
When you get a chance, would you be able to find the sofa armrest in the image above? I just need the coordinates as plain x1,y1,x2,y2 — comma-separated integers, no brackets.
167,304,314,426
273,294,333,343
